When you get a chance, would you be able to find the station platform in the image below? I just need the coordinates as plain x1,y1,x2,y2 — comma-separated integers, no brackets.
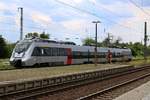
114,80,150,100
0,64,129,82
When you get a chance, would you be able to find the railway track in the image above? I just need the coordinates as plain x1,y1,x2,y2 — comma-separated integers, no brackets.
37,65,150,100
0,65,149,100
77,70,150,100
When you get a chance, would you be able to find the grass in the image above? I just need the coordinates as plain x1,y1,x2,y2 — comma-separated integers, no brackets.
0,63,125,82
0,58,150,82
0,59,15,70
128,59,150,66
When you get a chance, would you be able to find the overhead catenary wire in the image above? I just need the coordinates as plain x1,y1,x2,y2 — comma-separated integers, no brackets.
90,1,128,18
0,0,144,41
128,0,150,17
55,0,143,33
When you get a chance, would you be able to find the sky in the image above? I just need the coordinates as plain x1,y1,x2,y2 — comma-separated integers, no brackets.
0,0,150,45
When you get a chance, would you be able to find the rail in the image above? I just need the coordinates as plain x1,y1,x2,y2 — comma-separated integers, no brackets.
77,70,150,100
0,65,134,98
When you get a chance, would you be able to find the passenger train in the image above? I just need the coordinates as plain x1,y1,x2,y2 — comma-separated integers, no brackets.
10,38,132,67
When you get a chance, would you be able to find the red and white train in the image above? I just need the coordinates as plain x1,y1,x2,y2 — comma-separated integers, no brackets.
10,38,132,67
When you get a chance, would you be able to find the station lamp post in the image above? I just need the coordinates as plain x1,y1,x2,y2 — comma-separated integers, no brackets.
92,21,101,67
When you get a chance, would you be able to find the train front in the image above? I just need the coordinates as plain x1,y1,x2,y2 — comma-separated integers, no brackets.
10,39,32,67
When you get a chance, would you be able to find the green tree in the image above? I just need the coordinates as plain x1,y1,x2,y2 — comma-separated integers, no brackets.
82,37,146,57
127,42,144,57
25,32,39,38
0,35,8,58
40,32,49,39
25,32,49,39
100,37,110,47
6,43,15,58
82,38,95,46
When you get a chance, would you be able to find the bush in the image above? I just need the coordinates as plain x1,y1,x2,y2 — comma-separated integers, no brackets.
0,35,15,58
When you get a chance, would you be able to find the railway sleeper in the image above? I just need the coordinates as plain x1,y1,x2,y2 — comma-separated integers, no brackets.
0,65,134,97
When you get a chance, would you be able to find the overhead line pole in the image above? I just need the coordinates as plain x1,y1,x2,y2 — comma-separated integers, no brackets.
18,7,23,40
108,33,110,47
144,22,147,60
92,21,101,67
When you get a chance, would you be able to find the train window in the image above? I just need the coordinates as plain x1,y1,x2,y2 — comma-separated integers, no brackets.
49,48,52,56
59,48,62,56
32,47,68,57
83,52,88,58
57,48,60,56
116,53,119,57
51,48,54,56
56,48,59,56
90,52,94,58
62,48,66,56
52,48,55,56
48,48,51,55
112,52,115,58
54,48,57,56
80,52,83,58
72,51,81,58
64,49,67,56
63,48,66,56
72,51,76,58
55,48,58,56
41,49,44,55
99,52,104,58
32,47,41,56
44,48,51,56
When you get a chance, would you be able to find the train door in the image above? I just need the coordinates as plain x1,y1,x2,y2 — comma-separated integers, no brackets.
67,48,72,65
32,47,42,66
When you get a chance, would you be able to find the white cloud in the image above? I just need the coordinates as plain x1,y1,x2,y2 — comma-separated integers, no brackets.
30,11,53,27
89,0,96,3
73,0,83,4
93,1,150,43
58,0,83,4
0,2,7,11
61,19,90,34
14,14,20,27
2,0,150,44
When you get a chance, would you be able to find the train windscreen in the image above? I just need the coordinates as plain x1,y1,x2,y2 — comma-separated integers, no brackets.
15,41,31,53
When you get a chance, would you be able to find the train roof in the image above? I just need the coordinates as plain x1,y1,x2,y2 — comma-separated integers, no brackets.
20,38,131,51
21,37,76,45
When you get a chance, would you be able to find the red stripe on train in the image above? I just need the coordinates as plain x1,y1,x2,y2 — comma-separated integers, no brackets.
67,48,72,65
